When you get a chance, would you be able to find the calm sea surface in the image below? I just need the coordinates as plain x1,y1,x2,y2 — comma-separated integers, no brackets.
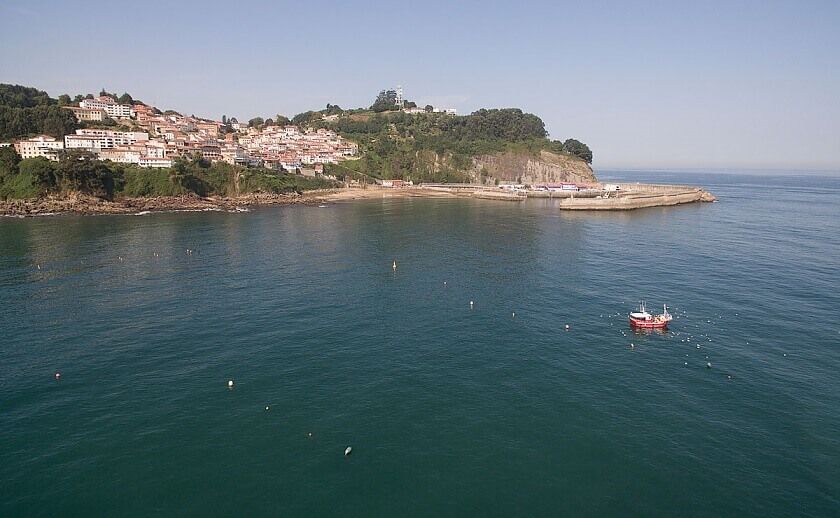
1,171,839,517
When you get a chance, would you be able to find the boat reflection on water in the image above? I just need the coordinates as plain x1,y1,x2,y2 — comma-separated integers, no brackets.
631,326,670,337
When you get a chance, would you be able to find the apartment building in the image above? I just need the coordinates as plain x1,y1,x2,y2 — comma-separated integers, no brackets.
64,106,107,122
78,96,133,119
64,129,149,151
14,135,64,161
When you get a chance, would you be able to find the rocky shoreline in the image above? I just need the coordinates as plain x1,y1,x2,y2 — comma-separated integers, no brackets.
0,191,331,217
0,185,716,217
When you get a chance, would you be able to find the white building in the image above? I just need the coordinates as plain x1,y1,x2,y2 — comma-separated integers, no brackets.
14,135,64,161
138,157,172,168
65,129,149,151
140,141,167,158
221,145,250,165
79,96,133,119
98,148,142,164
280,159,301,172
106,103,133,119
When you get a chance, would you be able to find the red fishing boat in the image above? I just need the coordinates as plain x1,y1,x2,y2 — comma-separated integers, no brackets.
629,301,672,329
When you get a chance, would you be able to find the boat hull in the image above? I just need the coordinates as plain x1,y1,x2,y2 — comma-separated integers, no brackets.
628,317,670,329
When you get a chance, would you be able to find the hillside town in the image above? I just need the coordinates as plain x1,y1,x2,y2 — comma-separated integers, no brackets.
12,95,359,175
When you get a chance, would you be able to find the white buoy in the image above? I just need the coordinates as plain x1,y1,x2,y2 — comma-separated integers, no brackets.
54,372,61,380
37,264,41,270
512,312,516,318
706,362,712,369
392,260,397,271
630,343,634,349
684,362,688,366
565,324,570,331
265,405,270,411
307,432,313,438
470,300,474,309
443,281,447,286
344,446,352,456
227,379,234,388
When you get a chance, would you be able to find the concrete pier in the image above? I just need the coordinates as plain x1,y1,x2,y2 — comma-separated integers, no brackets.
415,183,715,209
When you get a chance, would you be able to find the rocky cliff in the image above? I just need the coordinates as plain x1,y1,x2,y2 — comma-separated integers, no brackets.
469,150,597,185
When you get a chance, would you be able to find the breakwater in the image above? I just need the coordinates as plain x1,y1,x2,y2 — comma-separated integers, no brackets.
416,183,715,209
553,187,715,210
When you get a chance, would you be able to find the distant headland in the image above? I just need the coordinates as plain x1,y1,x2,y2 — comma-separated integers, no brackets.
0,83,713,216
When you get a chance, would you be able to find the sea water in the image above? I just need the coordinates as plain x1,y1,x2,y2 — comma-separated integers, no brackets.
1,171,838,516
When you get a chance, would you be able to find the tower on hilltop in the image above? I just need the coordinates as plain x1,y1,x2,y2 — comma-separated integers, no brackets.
395,86,403,107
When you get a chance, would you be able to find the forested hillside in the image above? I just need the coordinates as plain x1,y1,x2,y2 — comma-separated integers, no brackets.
319,108,592,183
0,84,78,140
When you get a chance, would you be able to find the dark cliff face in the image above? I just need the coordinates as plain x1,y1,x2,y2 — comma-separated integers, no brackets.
469,150,597,185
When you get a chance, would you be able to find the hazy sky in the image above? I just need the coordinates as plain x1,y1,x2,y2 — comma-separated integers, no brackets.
1,0,838,169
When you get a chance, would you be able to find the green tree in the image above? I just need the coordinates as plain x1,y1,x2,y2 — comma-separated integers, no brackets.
275,114,290,126
18,157,57,191
55,150,120,198
248,117,264,128
562,139,593,164
57,94,72,106
117,92,133,104
0,146,21,176
0,103,78,140
291,111,317,126
371,90,398,112
324,104,343,115
0,84,53,108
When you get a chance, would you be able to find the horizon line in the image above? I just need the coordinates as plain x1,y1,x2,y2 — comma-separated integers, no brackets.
594,165,840,174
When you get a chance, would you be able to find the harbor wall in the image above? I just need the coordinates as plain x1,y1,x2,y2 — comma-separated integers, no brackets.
553,188,715,210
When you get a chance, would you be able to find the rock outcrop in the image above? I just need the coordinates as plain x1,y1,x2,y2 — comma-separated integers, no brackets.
469,150,597,185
